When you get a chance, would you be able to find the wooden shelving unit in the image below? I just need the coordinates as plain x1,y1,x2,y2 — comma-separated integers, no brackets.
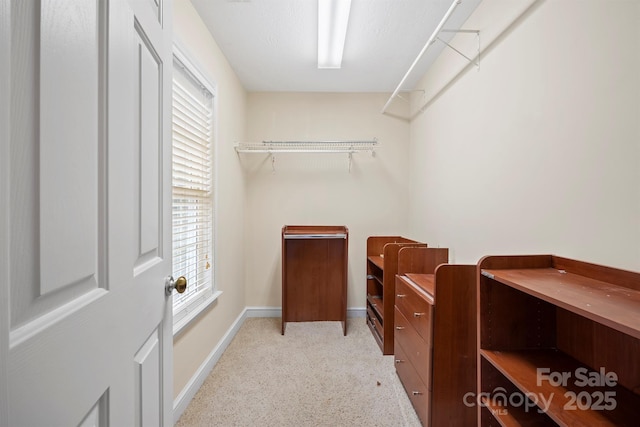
478,255,640,426
365,236,425,354
394,247,476,426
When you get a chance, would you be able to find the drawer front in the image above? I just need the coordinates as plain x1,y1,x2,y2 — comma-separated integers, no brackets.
394,307,431,387
395,341,430,426
395,278,433,343
367,293,383,320
366,306,383,339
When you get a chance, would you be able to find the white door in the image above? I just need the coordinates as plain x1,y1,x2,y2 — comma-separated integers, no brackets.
0,0,175,426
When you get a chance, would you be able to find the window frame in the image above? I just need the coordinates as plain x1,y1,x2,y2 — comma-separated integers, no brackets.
171,42,221,337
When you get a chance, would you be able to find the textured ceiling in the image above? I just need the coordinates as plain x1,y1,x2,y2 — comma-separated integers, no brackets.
189,0,482,92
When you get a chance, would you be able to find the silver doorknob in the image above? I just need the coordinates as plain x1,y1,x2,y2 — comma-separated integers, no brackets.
165,275,187,295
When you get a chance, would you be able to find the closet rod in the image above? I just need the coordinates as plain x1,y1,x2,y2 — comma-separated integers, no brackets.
381,0,462,115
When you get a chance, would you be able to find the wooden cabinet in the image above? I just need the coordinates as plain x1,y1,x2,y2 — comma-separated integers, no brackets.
281,225,348,335
478,255,640,426
394,247,476,426
366,236,425,354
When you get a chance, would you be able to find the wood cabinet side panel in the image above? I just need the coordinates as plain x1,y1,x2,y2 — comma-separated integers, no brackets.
281,231,287,334
431,264,477,427
397,247,449,276
367,236,406,256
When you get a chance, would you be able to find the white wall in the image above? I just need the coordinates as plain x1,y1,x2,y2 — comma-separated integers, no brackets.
172,0,247,400
242,92,411,310
408,0,640,271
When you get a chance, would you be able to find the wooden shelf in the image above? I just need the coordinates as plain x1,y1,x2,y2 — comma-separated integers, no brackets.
367,274,383,287
482,267,640,340
478,255,640,427
368,255,384,271
481,349,640,426
481,397,556,427
365,236,425,355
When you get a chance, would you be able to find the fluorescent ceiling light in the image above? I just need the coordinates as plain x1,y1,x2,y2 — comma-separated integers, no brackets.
317,0,352,69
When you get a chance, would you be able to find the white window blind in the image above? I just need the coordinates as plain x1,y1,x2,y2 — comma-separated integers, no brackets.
172,53,215,327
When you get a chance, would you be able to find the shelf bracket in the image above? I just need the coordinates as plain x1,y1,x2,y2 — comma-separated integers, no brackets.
438,29,480,70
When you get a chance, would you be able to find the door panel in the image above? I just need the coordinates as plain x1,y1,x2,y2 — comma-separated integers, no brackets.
9,0,104,336
78,394,108,427
3,0,174,425
125,0,175,425
39,0,102,295
134,330,162,427
135,24,162,267
9,0,107,348
148,0,162,22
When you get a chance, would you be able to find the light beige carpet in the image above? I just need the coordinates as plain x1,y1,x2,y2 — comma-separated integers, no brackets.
176,317,422,427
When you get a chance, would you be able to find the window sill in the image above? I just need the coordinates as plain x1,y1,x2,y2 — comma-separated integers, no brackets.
173,290,223,337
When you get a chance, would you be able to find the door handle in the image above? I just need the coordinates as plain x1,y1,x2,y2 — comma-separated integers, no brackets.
165,275,187,295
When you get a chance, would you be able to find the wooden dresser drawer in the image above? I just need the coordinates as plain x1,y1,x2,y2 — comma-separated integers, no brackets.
392,249,476,427
395,277,433,343
366,305,383,340
394,306,431,386
395,340,430,425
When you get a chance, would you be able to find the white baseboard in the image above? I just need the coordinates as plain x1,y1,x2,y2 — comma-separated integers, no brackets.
245,306,281,317
172,305,366,423
348,307,366,318
244,306,366,318
172,308,248,424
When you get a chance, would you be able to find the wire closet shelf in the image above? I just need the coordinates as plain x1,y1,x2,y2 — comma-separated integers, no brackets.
234,140,378,154
234,140,378,172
